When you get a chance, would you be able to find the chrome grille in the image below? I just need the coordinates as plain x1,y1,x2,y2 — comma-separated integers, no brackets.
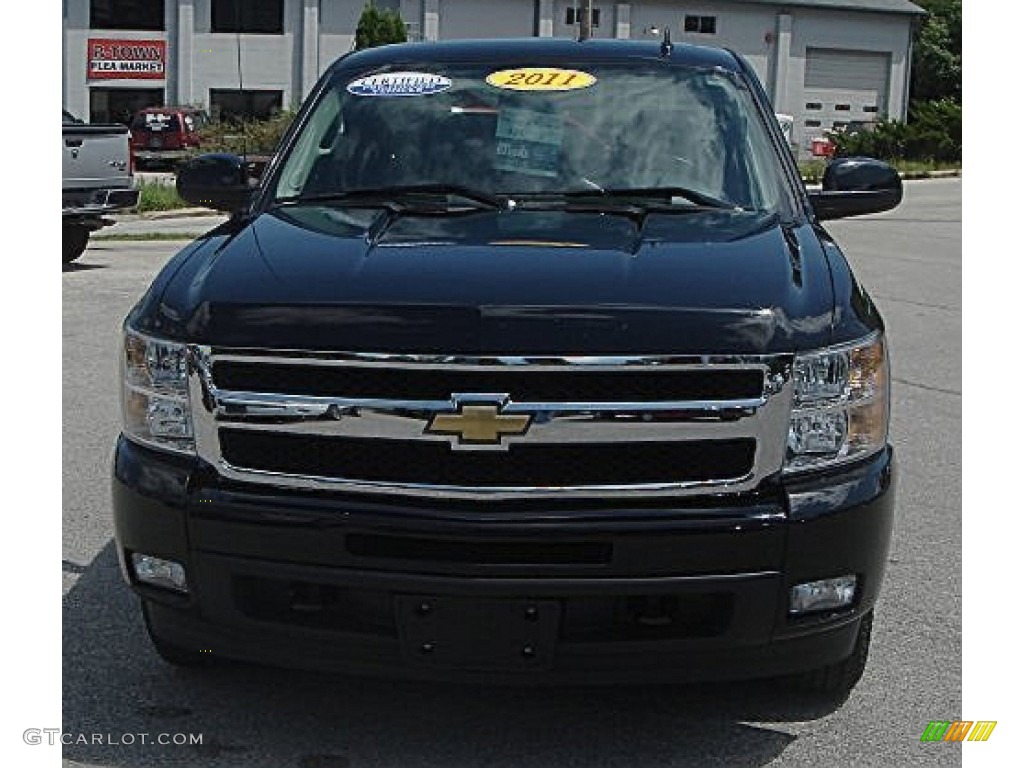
210,361,765,402
189,349,794,500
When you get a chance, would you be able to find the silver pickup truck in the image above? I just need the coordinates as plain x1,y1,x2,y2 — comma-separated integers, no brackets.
62,110,140,263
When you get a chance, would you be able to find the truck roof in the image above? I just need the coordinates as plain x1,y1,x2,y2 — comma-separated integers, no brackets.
330,38,743,75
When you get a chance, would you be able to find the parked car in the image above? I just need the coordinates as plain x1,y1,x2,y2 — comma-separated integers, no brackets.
62,110,139,262
129,107,208,169
115,39,901,694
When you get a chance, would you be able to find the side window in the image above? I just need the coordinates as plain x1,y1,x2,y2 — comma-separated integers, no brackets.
276,89,342,198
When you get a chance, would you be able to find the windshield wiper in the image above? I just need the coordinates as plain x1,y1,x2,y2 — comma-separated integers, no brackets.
508,187,748,227
273,184,508,211
516,186,742,211
562,186,742,210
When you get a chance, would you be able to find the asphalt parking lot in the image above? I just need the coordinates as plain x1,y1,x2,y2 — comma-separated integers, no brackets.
62,178,961,768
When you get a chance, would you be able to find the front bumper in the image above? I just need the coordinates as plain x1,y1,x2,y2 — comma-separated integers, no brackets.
132,149,191,162
113,437,894,682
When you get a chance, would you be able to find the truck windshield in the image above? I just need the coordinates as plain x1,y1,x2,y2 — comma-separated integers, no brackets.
273,62,792,212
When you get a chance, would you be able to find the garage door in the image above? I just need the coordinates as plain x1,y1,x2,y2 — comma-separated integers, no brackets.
801,48,890,152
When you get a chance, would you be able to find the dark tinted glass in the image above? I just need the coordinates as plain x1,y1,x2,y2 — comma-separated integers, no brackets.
90,0,164,31
211,0,284,34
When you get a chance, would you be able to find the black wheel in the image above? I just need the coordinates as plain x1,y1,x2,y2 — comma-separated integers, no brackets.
790,610,873,696
63,225,90,263
142,602,219,668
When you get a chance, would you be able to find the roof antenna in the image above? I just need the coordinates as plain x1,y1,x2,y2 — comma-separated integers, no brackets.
234,1,248,164
661,27,673,57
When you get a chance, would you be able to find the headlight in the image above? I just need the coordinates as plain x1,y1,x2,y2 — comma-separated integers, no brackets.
121,328,195,455
785,334,888,473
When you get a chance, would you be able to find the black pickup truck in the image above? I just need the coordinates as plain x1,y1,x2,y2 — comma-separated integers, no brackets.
114,39,898,694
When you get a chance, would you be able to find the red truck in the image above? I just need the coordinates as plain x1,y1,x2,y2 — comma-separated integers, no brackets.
129,107,208,169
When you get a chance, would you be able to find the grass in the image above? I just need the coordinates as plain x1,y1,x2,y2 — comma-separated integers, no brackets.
135,181,192,213
131,158,961,211
798,160,828,184
798,159,961,184
891,159,962,176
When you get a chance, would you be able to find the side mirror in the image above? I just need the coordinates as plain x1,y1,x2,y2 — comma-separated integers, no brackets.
808,157,903,221
176,153,251,213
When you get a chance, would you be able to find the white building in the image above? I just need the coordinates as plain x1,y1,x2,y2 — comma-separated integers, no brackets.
63,0,924,153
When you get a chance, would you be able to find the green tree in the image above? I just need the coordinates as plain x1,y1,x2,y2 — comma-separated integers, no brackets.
355,2,408,50
911,0,961,102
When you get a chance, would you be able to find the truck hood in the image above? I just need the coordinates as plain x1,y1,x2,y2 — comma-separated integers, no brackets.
146,205,836,355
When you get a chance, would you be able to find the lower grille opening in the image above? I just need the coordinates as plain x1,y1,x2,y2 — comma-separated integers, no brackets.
233,577,396,634
219,431,756,488
347,534,612,565
564,592,734,641
233,575,733,641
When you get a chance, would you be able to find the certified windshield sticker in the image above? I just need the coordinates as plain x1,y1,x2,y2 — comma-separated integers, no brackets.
486,68,596,92
346,72,452,97
494,108,563,178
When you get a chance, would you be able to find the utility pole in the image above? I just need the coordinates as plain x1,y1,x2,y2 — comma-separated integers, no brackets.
579,0,593,40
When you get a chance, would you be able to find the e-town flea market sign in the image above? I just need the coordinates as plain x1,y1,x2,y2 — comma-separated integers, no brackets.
87,39,166,80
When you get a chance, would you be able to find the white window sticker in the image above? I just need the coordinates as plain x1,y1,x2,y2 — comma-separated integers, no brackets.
494,108,563,178
346,72,452,98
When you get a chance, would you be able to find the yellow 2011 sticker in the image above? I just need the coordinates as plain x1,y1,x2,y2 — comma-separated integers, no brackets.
486,68,597,92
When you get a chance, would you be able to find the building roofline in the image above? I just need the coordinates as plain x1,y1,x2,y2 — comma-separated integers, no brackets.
717,0,926,16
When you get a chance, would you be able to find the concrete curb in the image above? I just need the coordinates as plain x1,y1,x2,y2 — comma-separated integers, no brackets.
112,207,222,222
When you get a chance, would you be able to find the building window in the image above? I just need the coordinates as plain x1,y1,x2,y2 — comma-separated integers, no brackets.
90,0,164,31
683,15,716,34
405,21,423,42
565,7,601,27
210,89,283,122
212,0,284,34
89,87,165,125
805,102,823,110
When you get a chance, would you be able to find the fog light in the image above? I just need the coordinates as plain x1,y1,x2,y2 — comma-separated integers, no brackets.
789,575,857,615
131,553,188,593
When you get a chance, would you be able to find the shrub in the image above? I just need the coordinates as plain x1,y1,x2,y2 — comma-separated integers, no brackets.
198,110,297,156
355,2,407,50
905,98,961,163
830,99,961,164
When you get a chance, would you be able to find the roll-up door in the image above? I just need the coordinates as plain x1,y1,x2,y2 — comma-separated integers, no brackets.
801,48,890,152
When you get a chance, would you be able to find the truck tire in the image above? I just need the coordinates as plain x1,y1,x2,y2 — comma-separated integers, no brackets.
790,610,873,696
63,225,90,263
142,602,220,668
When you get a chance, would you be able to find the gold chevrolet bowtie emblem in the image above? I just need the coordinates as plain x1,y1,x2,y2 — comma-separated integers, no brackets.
426,403,532,445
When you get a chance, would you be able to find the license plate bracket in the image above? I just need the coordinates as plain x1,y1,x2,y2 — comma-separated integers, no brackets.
395,595,560,672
